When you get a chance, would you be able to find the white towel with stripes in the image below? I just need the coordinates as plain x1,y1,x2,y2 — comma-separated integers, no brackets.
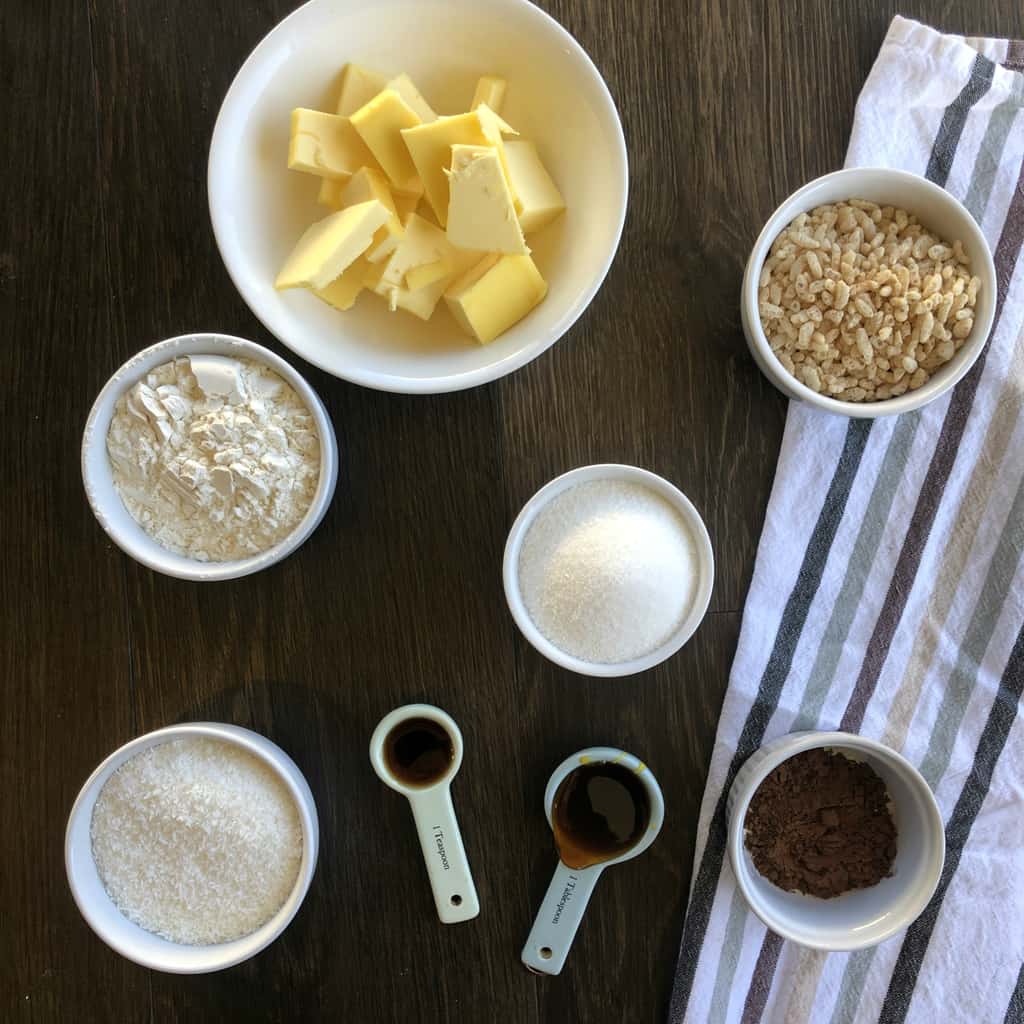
669,17,1024,1024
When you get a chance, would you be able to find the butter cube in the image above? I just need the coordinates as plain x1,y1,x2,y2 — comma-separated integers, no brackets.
386,73,437,123
374,213,477,319
414,195,442,227
504,141,565,234
401,109,498,226
350,90,422,191
314,257,372,311
275,200,390,290
444,253,547,343
474,104,520,211
339,167,404,261
471,76,507,114
336,64,389,116
446,146,526,254
317,176,346,209
405,257,452,291
362,259,386,290
392,191,421,221
288,108,379,180
377,213,457,289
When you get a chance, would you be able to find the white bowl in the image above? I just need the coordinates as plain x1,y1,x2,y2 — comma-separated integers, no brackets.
82,333,339,581
727,731,944,951
502,465,714,678
741,167,997,418
208,0,628,394
65,723,319,974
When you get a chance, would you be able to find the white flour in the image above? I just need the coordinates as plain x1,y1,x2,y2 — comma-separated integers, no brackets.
107,355,320,562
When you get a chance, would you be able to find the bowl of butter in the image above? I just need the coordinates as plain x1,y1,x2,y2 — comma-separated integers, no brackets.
208,0,627,394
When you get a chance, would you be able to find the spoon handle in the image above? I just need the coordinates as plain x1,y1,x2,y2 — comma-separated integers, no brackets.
521,862,602,975
408,786,479,923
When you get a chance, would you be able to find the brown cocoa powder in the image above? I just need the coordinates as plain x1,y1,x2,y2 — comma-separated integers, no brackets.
743,747,897,899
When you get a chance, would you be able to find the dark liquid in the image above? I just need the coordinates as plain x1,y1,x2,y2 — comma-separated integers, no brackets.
384,718,454,787
551,762,651,869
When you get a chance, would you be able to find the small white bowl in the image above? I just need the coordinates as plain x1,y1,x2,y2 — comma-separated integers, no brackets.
82,333,339,581
741,167,997,418
208,0,628,394
727,731,944,951
65,723,319,974
502,464,714,678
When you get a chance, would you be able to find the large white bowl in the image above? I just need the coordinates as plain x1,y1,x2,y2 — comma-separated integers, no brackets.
727,731,944,951
65,723,319,974
502,465,715,678
208,0,628,394
82,333,339,582
741,168,997,418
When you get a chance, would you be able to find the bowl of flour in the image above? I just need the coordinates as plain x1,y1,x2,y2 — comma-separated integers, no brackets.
503,465,714,677
82,333,338,581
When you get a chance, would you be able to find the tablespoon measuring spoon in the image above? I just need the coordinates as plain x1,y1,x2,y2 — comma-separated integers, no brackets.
522,747,664,975
370,704,479,923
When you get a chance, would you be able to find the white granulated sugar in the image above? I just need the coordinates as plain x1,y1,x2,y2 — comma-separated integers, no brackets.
518,480,698,664
90,737,303,946
106,355,320,561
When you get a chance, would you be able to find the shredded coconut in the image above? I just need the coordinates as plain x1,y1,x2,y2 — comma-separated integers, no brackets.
90,737,303,945
106,355,320,561
518,480,698,664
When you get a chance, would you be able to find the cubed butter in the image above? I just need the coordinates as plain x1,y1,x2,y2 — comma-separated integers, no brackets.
471,75,507,114
446,145,527,254
317,176,346,209
339,167,404,261
336,64,389,116
314,257,372,311
444,253,547,343
377,213,458,289
275,200,390,291
374,213,477,319
474,104,520,212
401,109,499,226
350,90,422,191
362,259,386,290
392,191,421,221
503,140,565,233
386,73,437,123
405,257,452,291
414,194,441,227
288,108,379,180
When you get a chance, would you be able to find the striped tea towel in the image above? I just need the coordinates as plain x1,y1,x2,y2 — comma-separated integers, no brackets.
669,17,1024,1024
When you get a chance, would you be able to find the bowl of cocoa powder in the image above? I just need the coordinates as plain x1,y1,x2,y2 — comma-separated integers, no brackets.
727,732,944,951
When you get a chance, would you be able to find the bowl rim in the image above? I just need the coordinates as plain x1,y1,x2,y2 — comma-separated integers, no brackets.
502,464,715,678
64,722,319,973
81,332,339,582
727,730,945,951
206,0,629,395
741,166,997,419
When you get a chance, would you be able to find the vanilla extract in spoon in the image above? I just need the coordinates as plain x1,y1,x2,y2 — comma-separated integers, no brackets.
383,717,455,788
551,761,651,869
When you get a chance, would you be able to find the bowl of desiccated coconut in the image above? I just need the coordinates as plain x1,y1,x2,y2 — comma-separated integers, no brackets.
741,167,996,418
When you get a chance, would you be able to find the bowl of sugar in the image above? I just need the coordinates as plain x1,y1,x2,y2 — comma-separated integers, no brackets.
65,723,319,973
503,465,714,677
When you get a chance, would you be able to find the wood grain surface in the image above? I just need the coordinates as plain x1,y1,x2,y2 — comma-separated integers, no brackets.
3,1,1023,1021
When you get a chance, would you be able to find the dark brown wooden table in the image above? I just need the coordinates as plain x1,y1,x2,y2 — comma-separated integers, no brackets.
5,1,1023,1021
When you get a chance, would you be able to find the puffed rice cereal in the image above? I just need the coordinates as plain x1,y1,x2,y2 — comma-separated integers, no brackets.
757,200,981,402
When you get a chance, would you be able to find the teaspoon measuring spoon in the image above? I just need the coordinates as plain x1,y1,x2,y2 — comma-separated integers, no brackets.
370,704,479,923
522,747,664,975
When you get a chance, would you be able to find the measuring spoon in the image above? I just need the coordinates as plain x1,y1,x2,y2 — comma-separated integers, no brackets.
370,704,479,923
522,747,664,975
